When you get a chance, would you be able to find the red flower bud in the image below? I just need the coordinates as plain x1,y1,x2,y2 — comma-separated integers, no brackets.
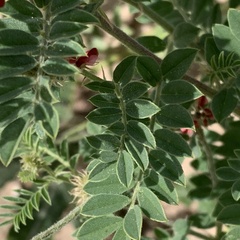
197,96,208,108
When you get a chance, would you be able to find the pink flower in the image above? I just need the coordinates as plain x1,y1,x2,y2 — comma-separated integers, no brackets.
68,48,99,68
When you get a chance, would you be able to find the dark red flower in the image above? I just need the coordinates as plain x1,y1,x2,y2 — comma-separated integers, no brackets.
195,96,214,128
181,96,214,136
0,0,5,8
68,48,99,69
197,96,208,108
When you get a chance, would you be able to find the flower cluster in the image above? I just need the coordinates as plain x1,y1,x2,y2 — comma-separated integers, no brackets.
68,48,99,69
181,96,214,136
194,96,214,128
70,171,90,206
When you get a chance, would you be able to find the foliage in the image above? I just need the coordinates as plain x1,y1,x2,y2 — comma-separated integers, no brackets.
0,0,240,240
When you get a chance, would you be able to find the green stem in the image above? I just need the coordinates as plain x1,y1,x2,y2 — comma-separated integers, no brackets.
196,127,218,188
35,4,51,103
81,69,105,82
39,147,69,168
121,0,174,33
189,229,214,240
31,206,81,240
215,222,223,239
150,82,162,132
170,0,189,22
130,171,143,208
56,122,87,144
115,83,128,149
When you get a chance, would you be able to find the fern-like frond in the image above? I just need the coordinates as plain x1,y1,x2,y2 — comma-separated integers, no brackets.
209,51,240,80
0,185,51,232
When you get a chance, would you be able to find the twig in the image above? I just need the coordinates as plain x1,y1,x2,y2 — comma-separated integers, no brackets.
31,206,81,240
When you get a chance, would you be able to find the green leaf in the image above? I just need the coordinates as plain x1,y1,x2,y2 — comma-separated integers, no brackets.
0,18,34,33
154,129,192,157
154,227,171,239
34,102,59,139
228,9,240,41
161,80,203,104
125,138,149,171
117,150,134,187
122,81,149,102
172,218,189,240
211,88,238,122
113,56,137,85
156,104,193,129
228,159,240,172
0,98,32,128
46,40,85,57
136,36,166,53
89,93,120,108
222,227,240,240
204,37,221,65
41,186,51,205
87,108,122,125
137,187,167,222
216,167,240,181
173,22,200,48
0,77,33,104
85,81,115,93
127,120,156,149
84,174,128,195
149,149,185,186
217,204,240,224
144,169,178,205
86,134,120,151
52,9,99,24
213,24,240,57
81,194,129,216
51,0,82,15
108,122,125,136
126,99,160,119
99,151,118,163
0,29,39,55
113,227,131,240
124,205,142,240
76,216,122,240
33,0,48,8
231,179,240,201
0,55,37,80
0,118,30,166
2,0,42,18
42,58,79,76
136,56,162,86
235,149,240,159
188,213,215,229
49,21,87,40
161,48,198,80
89,162,116,182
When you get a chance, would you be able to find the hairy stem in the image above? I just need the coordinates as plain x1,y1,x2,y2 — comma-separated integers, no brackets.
31,206,81,240
121,0,174,33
